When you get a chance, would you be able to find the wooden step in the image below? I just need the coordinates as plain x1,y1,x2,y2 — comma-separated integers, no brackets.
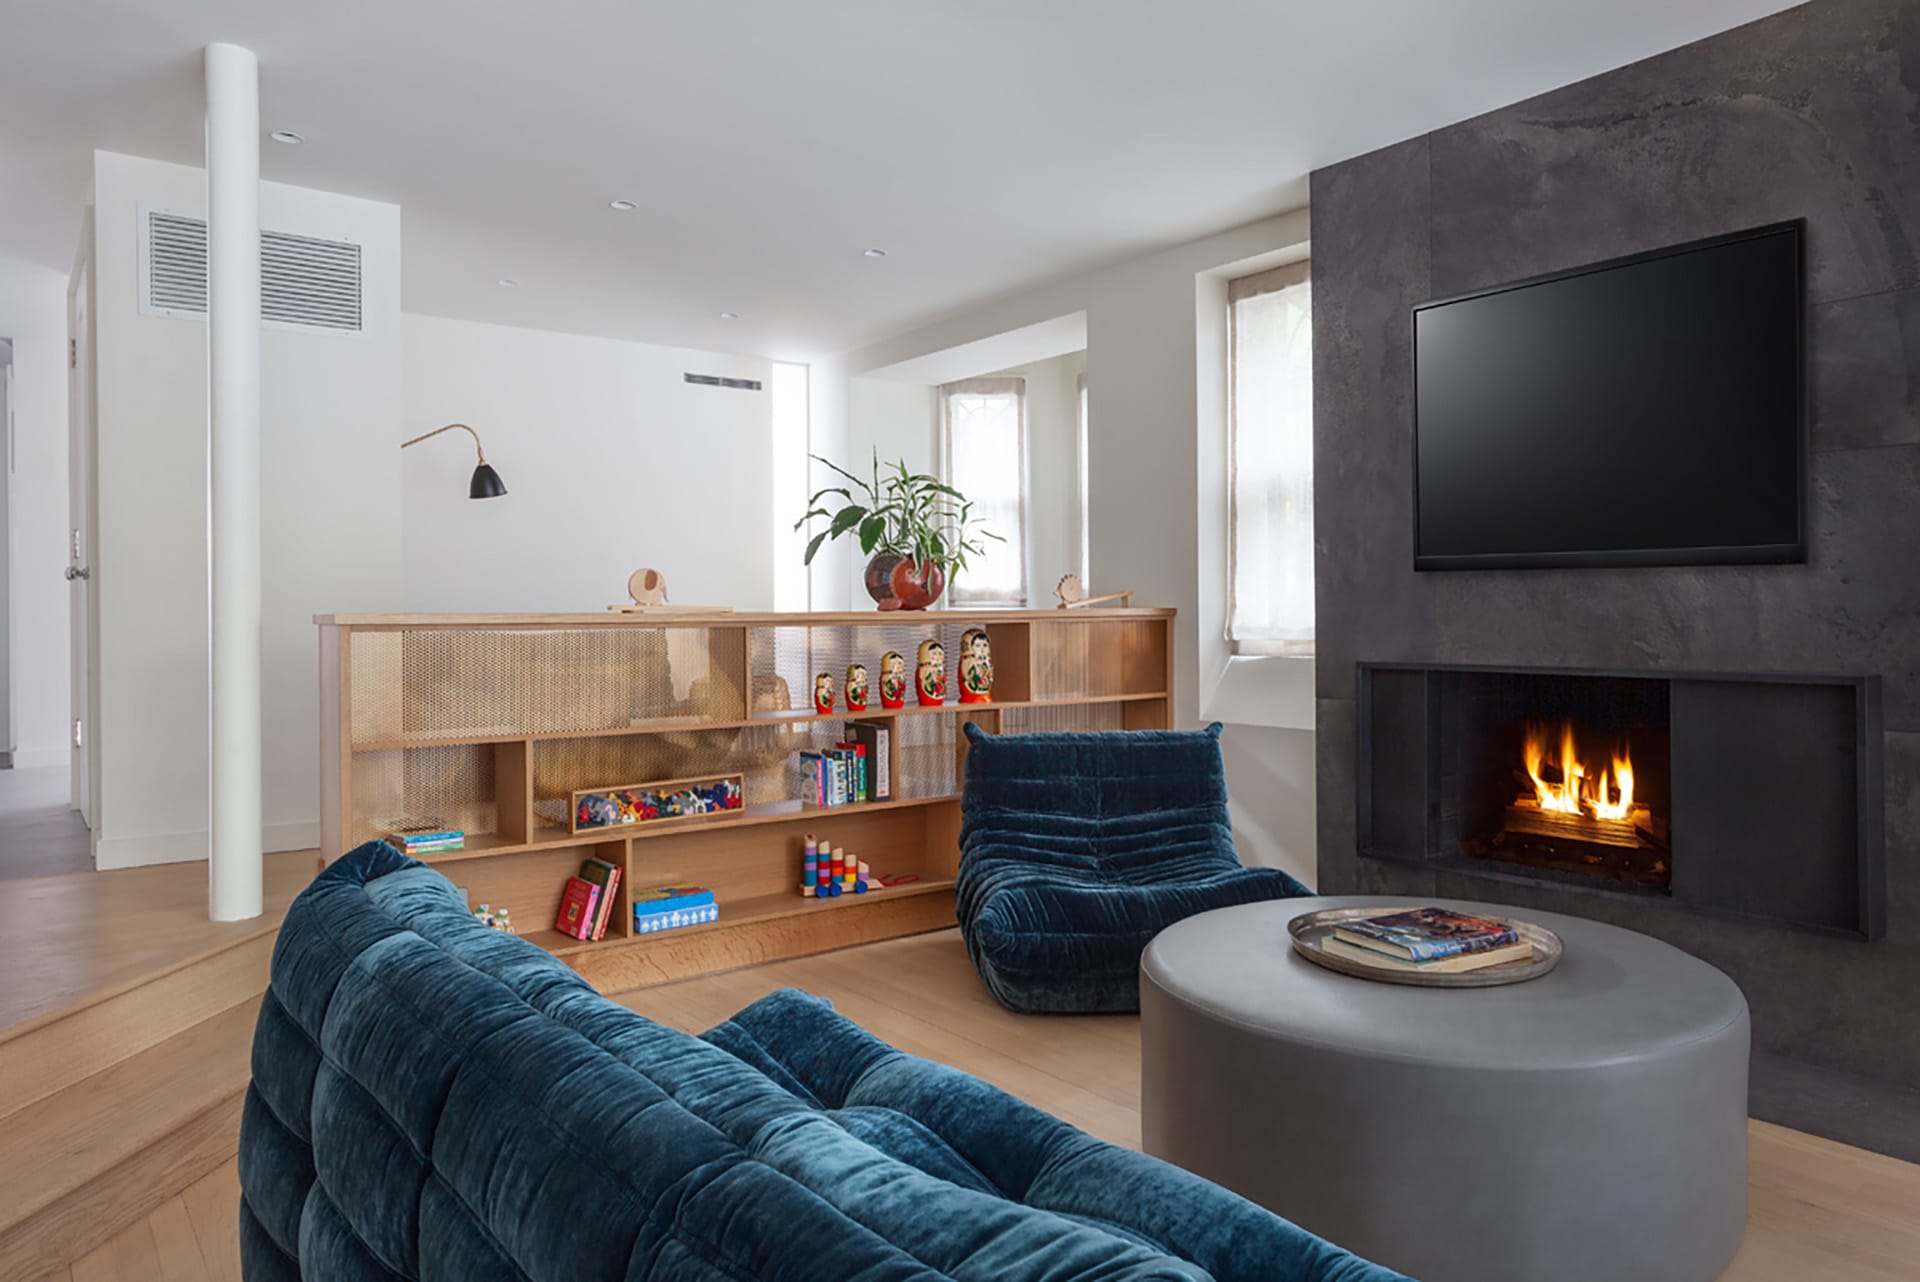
0,997,260,1279
0,928,274,1126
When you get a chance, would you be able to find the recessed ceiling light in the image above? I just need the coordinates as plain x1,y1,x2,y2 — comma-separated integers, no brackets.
269,130,305,145
719,311,740,320
608,199,639,212
863,247,888,258
497,278,518,288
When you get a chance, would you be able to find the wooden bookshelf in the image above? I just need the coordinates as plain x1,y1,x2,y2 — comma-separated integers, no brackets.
316,608,1174,991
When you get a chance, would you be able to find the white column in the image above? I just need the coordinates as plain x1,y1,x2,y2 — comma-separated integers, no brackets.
205,42,263,921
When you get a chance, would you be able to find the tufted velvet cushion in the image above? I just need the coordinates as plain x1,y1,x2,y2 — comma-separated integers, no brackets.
956,723,1310,1012
240,842,1407,1281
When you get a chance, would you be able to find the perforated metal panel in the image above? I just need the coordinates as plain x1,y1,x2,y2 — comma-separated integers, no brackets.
749,622,974,716
896,713,960,799
1002,702,1127,735
350,745,497,845
351,626,746,744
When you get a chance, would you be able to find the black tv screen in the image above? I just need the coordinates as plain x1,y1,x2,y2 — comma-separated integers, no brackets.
1413,221,1805,570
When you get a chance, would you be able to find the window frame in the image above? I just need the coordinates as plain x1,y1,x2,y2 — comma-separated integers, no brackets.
939,375,1030,607
1226,259,1314,656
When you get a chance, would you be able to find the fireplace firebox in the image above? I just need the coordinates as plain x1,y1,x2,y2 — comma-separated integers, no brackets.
1358,663,1883,939
1443,673,1671,890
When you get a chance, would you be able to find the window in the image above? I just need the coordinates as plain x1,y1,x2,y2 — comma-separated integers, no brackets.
1076,370,1090,584
941,376,1027,605
1227,261,1313,655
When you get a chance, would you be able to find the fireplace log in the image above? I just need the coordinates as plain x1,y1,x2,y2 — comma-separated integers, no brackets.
1503,798,1646,849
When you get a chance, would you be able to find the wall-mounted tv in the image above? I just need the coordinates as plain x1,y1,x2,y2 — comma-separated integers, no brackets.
1412,221,1805,571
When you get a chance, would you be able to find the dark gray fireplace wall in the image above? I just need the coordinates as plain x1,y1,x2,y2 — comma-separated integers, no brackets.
1312,0,1920,1092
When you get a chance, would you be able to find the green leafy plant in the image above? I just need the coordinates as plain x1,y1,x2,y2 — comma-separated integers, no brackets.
793,451,1002,579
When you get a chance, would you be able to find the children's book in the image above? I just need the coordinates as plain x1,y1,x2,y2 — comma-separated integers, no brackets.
554,877,601,941
1321,936,1532,973
1332,907,1518,962
578,858,622,942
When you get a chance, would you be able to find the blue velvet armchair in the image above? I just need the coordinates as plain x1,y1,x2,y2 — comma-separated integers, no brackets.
956,722,1310,1013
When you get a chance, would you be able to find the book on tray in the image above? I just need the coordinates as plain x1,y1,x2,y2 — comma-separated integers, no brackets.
1332,907,1521,963
1320,936,1532,974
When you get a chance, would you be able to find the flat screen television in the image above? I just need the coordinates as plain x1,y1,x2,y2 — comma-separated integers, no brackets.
1412,220,1805,571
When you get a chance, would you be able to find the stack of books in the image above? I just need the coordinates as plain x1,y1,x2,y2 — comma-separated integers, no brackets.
553,856,622,942
1322,906,1531,974
387,824,465,855
800,720,891,807
631,885,718,934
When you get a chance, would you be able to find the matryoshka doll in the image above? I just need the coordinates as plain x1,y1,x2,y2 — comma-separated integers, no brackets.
813,672,835,715
879,651,907,709
915,639,947,707
958,628,994,704
845,662,870,712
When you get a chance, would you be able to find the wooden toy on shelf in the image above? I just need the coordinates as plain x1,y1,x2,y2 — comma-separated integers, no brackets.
845,663,870,712
813,672,836,714
916,639,947,706
879,650,907,709
1054,573,1132,609
958,628,994,704
607,567,735,614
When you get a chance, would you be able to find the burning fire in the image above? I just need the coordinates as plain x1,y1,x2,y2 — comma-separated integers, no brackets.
1523,721,1635,822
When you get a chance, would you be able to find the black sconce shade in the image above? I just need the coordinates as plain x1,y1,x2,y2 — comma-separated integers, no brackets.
469,462,508,499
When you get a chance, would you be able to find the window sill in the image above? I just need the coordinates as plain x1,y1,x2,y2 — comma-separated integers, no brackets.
1200,651,1316,732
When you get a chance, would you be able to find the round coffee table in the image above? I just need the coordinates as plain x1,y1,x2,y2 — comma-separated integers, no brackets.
1140,895,1749,1282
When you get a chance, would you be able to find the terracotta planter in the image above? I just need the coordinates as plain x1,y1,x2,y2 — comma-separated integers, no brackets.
864,551,947,611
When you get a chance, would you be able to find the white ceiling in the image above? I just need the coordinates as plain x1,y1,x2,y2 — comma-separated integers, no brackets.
0,0,1800,360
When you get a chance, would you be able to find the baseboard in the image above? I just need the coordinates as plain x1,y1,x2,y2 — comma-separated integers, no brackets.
93,829,208,870
92,820,319,870
266,819,319,852
1750,1050,1920,1164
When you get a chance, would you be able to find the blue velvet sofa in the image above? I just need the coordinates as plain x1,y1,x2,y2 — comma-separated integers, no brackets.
956,723,1310,1013
239,842,1408,1281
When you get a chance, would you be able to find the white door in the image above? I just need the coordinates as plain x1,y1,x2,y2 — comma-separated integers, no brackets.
68,264,91,825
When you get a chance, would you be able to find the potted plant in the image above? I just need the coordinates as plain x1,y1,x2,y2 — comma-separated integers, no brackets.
794,452,1001,610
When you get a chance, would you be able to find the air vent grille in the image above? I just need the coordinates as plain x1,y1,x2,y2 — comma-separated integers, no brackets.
146,212,209,314
262,230,362,331
684,373,763,391
141,210,364,334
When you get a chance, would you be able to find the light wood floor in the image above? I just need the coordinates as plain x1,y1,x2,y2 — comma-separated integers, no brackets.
0,766,91,882
49,930,1920,1281
0,849,314,1032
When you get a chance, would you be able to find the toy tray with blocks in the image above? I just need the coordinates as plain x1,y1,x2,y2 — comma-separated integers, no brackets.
545,773,746,834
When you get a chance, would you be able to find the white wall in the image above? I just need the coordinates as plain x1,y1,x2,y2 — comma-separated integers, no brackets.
400,315,774,613
985,350,1085,601
844,376,938,601
830,210,1321,881
89,151,404,867
0,252,74,770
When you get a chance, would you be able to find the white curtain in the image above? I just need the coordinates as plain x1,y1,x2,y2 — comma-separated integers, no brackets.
1228,262,1313,655
941,376,1027,606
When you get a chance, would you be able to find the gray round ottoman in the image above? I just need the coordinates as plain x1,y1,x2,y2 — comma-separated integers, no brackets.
1140,895,1749,1282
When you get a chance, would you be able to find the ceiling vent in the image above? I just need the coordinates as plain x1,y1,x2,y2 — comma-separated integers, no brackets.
684,373,763,391
140,209,365,335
